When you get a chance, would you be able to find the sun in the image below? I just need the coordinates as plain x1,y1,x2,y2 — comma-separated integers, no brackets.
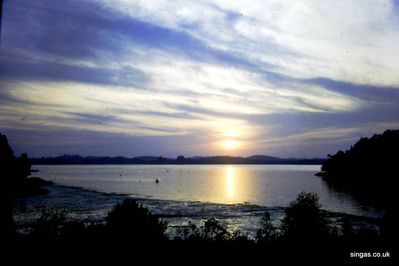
222,139,239,150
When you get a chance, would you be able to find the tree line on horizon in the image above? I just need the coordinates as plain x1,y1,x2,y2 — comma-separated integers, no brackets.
28,154,326,165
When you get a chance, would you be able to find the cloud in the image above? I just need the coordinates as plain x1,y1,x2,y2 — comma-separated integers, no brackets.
1,0,399,157
96,0,399,86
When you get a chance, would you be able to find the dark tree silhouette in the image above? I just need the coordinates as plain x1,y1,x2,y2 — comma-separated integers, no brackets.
105,199,167,242
202,218,231,241
1,132,52,240
320,129,398,209
256,212,278,242
31,209,67,241
0,133,17,239
280,192,328,241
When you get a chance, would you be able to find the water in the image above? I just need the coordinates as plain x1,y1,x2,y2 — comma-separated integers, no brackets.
32,164,380,218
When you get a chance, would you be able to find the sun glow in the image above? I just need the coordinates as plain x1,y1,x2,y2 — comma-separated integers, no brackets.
222,139,239,150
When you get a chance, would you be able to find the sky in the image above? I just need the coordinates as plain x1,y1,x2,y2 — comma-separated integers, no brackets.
1,0,399,158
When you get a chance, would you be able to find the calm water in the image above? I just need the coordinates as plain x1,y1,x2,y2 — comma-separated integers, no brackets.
32,164,380,218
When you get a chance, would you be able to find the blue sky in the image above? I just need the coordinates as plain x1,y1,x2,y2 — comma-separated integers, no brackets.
1,0,399,158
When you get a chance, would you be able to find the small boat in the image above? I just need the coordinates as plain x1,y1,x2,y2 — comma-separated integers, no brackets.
155,178,160,184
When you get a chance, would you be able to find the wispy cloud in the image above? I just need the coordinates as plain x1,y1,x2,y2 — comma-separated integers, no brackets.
1,0,399,157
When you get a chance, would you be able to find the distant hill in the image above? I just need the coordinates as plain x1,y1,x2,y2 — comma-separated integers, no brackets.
30,154,326,165
246,155,282,162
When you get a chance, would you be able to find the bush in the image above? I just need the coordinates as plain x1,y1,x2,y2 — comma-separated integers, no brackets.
175,218,249,242
280,192,328,241
202,218,231,241
105,199,167,242
31,209,67,241
256,212,278,242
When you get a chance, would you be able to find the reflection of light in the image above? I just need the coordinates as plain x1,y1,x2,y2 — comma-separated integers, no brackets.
226,166,235,200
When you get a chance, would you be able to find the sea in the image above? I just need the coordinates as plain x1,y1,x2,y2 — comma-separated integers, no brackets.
16,164,382,237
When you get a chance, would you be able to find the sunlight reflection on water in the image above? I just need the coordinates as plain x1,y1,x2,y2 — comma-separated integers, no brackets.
32,164,381,217
225,166,235,202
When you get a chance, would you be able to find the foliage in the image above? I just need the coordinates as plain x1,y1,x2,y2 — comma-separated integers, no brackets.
105,198,167,241
1,133,35,239
1,133,32,183
31,209,67,240
202,218,231,241
175,218,249,242
280,192,328,240
29,199,168,243
320,129,398,223
256,212,278,242
17,192,387,252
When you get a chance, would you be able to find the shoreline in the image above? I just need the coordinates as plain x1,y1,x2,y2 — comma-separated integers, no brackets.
13,182,383,238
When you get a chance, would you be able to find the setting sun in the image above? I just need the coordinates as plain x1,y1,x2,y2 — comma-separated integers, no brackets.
222,140,239,150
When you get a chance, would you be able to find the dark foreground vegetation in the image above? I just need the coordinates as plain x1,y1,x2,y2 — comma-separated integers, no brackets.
319,130,397,247
1,132,394,262
1,133,53,240
10,194,392,262
319,129,398,209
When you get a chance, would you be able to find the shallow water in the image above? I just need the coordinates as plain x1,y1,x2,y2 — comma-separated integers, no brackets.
32,164,381,218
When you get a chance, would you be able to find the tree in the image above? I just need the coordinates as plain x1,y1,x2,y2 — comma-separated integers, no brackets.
202,218,231,241
256,212,277,242
280,192,328,240
320,129,399,209
105,199,167,242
